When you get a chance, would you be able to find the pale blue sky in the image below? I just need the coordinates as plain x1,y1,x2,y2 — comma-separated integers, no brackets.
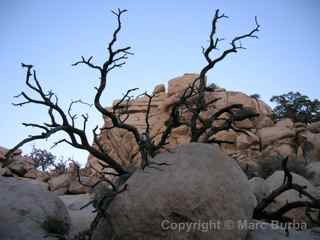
0,0,319,165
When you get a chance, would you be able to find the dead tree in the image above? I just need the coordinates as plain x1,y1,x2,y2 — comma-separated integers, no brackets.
5,9,320,236
5,9,262,208
1,8,269,237
5,8,262,184
124,9,261,165
253,157,320,226
4,9,138,178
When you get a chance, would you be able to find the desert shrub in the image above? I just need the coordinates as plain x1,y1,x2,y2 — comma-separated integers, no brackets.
206,82,220,91
41,216,69,237
250,93,261,100
257,155,313,179
271,91,320,123
29,146,56,172
28,146,76,174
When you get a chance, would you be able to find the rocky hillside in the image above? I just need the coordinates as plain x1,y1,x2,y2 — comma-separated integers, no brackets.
87,73,320,173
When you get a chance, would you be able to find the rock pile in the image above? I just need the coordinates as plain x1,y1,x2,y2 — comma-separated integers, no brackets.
87,73,320,173
0,146,47,180
0,146,96,194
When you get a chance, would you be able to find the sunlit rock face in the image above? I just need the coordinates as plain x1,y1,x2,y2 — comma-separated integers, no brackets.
87,73,320,174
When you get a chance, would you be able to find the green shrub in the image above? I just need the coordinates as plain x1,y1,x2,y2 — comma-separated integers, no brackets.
271,91,320,123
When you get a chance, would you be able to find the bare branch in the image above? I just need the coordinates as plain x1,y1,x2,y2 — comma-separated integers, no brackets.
7,63,127,175
72,56,102,71
253,157,320,224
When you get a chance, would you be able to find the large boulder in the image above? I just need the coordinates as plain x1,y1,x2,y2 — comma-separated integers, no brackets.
297,131,320,162
306,162,320,187
68,176,92,194
249,177,270,203
0,176,71,240
48,173,93,194
265,171,318,223
0,146,35,177
48,173,72,194
24,168,50,182
20,178,49,191
6,156,35,176
257,119,296,148
94,143,256,240
59,194,95,237
236,132,260,150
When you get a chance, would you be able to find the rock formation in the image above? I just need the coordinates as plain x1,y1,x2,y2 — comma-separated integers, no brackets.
59,194,95,238
87,73,320,174
0,145,96,195
0,146,39,178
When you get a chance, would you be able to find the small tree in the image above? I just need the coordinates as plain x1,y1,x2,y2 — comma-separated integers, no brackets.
271,91,320,123
28,146,56,172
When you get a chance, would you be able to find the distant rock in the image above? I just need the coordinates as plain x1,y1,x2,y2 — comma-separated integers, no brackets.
49,173,93,195
68,176,91,194
24,168,50,182
257,119,296,148
0,146,22,161
0,146,34,177
86,73,320,182
87,73,274,173
49,173,72,194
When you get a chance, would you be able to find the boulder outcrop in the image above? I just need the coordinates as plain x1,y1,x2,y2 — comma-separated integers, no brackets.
87,73,320,175
59,194,95,238
93,143,256,240
0,146,35,178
